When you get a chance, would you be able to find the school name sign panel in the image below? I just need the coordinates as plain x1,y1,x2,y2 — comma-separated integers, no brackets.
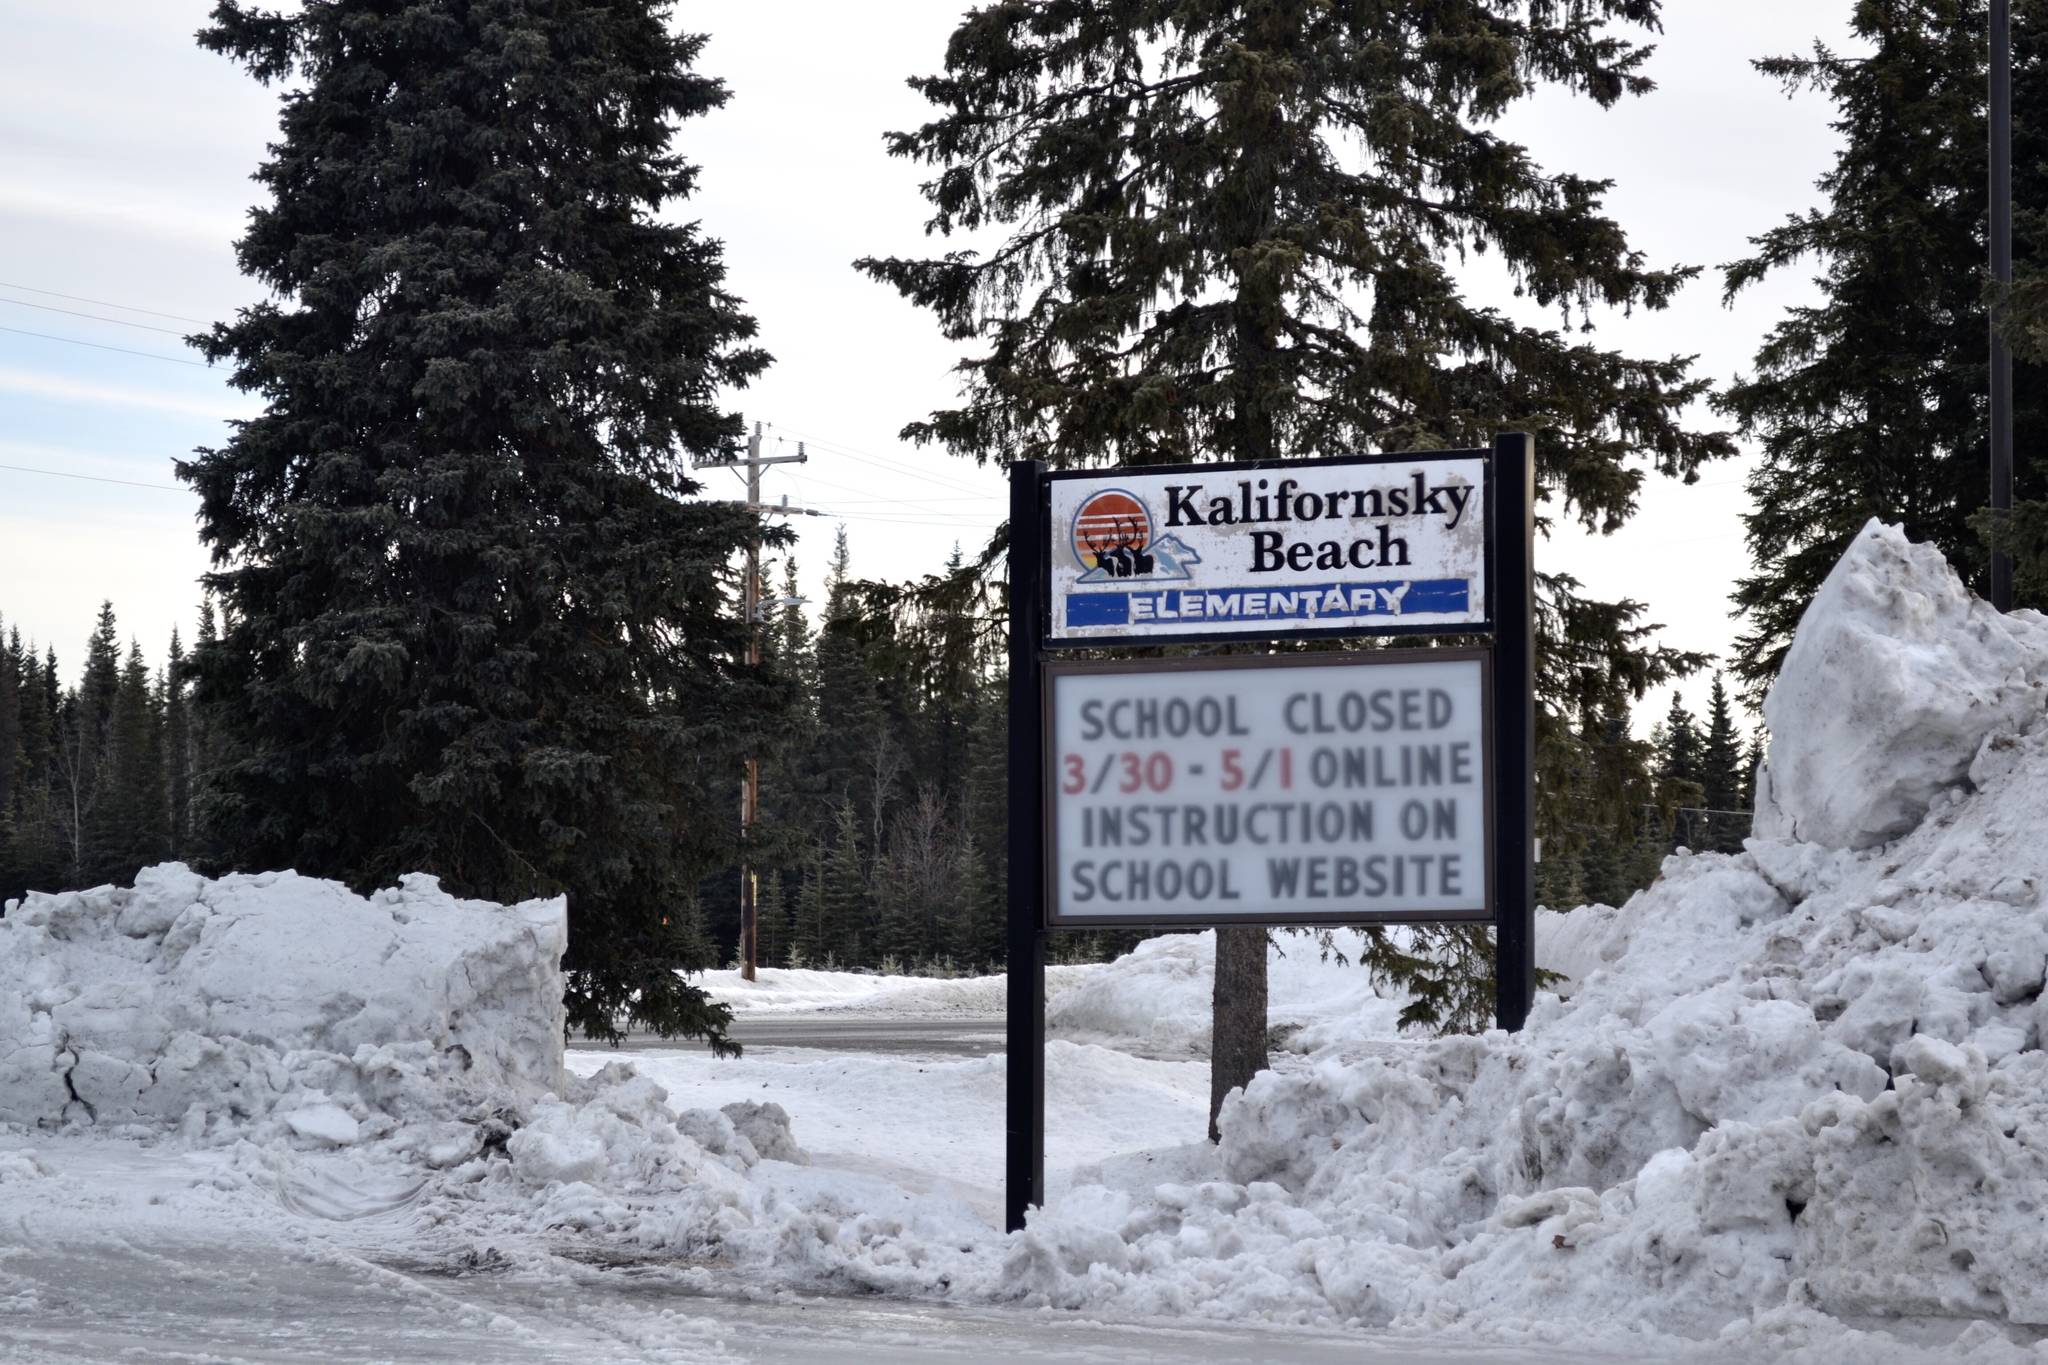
1045,651,1492,926
1046,453,1488,643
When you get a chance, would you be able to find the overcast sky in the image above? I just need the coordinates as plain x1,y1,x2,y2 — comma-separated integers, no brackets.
0,0,1855,728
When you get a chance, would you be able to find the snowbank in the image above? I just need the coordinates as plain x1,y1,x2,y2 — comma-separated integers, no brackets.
968,523,2048,1350
1046,930,1406,1055
676,524,2048,1359
0,865,566,1133
1757,518,2048,849
0,863,807,1278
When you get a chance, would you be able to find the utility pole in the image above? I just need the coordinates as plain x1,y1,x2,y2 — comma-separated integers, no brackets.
697,422,819,980
1991,0,2015,611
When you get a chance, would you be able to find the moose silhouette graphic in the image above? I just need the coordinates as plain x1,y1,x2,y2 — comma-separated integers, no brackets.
1082,516,1157,578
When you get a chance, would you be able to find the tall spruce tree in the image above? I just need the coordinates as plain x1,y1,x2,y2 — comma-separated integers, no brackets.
1695,675,1744,855
860,0,1730,1132
1654,692,1705,849
1697,674,1746,852
188,0,777,1047
164,630,192,857
6,646,64,898
1721,0,2048,696
95,640,169,884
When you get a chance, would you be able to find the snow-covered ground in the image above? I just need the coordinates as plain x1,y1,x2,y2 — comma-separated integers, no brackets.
8,520,2048,1362
691,963,1072,1018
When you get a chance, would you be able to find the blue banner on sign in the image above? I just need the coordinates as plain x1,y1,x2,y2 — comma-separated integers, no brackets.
1064,578,1470,629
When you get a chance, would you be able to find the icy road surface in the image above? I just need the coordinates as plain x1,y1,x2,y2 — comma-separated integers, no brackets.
0,1130,1636,1365
0,1242,1628,1365
613,1015,1008,1056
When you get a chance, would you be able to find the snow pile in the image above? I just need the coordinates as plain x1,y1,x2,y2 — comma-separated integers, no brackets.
0,862,812,1277
0,865,567,1134
1757,518,2048,849
972,522,2048,1349
685,523,2048,1358
1046,930,1406,1055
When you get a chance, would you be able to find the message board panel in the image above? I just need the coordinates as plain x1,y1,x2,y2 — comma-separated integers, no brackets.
1045,452,1488,645
1046,651,1492,926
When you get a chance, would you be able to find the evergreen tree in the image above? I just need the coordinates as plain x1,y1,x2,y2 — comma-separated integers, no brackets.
1721,0,2048,696
861,0,1730,1129
790,852,828,968
1697,674,1746,852
1740,733,1766,812
54,610,122,884
189,0,778,1048
754,867,788,969
1656,693,1701,790
5,645,64,898
94,640,170,883
0,622,17,879
773,557,813,694
1533,702,1661,910
1655,692,1705,849
164,630,192,857
185,596,230,869
949,829,1001,971
77,604,120,763
818,801,868,968
810,568,887,812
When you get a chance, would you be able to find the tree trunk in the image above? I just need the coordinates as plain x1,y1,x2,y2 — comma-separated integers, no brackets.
1208,925,1269,1142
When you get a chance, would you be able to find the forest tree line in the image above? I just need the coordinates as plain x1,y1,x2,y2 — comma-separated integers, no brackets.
5,556,1756,971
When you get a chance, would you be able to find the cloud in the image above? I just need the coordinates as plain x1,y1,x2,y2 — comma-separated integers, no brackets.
0,366,253,422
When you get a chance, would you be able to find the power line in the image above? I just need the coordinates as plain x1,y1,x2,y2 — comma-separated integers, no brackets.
819,507,1003,527
769,425,999,498
0,280,215,327
779,465,1002,512
0,296,195,337
0,325,213,368
0,460,183,492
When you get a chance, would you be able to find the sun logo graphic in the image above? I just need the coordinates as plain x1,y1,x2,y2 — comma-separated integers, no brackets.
1071,488,1200,583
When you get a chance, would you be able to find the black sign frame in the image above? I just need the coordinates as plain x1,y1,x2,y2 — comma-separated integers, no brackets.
1040,648,1497,928
1004,434,1536,1233
1039,448,1495,649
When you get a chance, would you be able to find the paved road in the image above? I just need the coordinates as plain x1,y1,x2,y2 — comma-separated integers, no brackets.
612,1014,1007,1056
1,1236,1657,1364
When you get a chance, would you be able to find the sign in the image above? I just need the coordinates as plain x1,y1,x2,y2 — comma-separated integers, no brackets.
1046,652,1491,925
1046,452,1488,644
1002,435,1536,1233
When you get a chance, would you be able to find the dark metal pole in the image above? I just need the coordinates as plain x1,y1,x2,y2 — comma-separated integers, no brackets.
1991,0,2015,612
1490,434,1537,1031
1004,460,1048,1232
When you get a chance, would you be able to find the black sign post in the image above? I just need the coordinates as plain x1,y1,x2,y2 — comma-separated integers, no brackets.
1004,435,1537,1232
1488,433,1536,1031
1005,460,1049,1233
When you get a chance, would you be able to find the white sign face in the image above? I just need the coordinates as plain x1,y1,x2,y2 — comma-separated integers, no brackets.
1046,455,1487,642
1048,654,1490,925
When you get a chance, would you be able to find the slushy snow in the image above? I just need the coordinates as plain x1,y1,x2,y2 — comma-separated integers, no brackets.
7,517,2048,1363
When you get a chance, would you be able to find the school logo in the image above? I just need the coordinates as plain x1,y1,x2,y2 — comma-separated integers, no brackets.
1071,488,1200,583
